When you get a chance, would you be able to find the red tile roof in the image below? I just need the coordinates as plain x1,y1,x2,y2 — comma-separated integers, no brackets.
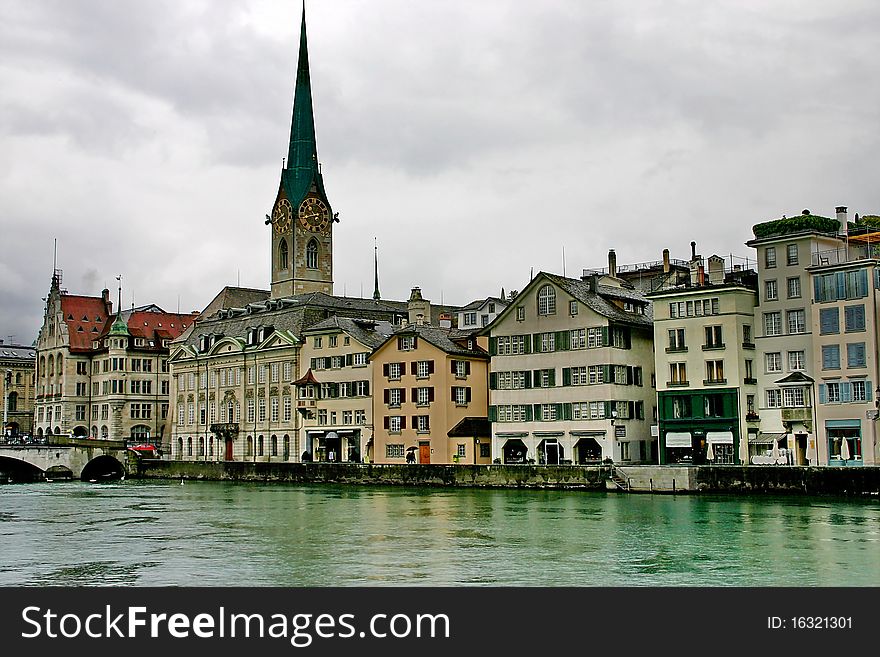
60,295,111,352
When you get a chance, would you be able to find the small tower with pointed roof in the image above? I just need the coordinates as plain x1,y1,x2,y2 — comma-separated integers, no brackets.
270,4,335,299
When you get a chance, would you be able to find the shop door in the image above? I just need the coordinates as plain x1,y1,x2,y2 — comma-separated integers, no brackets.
419,442,431,464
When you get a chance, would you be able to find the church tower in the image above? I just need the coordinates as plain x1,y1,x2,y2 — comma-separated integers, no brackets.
270,6,335,298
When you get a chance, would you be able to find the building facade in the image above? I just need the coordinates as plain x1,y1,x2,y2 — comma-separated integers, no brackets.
746,209,848,464
372,293,490,465
457,297,508,331
1,340,36,438
297,317,394,463
649,254,759,465
486,271,656,465
33,272,194,441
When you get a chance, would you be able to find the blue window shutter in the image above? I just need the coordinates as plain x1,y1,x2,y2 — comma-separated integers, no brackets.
841,382,852,403
814,276,822,302
818,384,827,404
867,380,873,401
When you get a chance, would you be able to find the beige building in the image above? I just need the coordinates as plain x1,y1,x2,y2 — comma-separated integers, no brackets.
2,341,36,439
807,225,880,466
296,316,394,462
372,290,490,465
486,268,656,465
648,253,758,465
746,209,848,463
34,272,194,442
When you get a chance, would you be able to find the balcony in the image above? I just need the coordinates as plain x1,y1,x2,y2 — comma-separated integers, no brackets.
745,412,760,423
667,380,689,387
703,378,728,386
702,343,726,351
781,407,812,423
811,244,880,267
665,346,688,354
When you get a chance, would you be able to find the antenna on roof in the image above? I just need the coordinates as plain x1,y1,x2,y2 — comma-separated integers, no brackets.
562,246,566,277
115,275,122,316
237,269,241,287
177,295,180,314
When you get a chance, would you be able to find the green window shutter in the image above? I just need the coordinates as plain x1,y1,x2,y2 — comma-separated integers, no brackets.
489,372,497,390
603,365,611,384
548,369,556,387
626,366,634,385
562,368,571,386
533,403,542,420
628,400,635,418
601,326,610,347
562,403,572,421
489,337,497,356
525,405,533,421
556,330,569,351
524,371,532,388
604,401,613,418
555,403,564,419
523,335,532,354
624,328,632,349
532,334,541,352
488,405,497,422
534,370,542,387
345,353,353,366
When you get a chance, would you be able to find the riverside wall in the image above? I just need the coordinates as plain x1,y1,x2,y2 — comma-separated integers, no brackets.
134,460,880,495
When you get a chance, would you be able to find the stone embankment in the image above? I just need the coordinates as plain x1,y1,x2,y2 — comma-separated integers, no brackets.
134,460,880,496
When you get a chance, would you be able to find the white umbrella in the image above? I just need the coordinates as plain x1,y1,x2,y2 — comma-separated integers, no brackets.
705,441,714,462
771,438,781,463
841,437,851,462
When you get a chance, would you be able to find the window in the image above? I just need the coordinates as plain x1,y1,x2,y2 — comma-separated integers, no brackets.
852,381,867,402
704,325,723,348
329,335,338,348
765,246,776,268
416,416,430,433
569,300,578,316
416,361,431,378
75,404,86,421
537,285,556,315
398,336,415,351
76,362,87,375
765,352,782,372
454,360,468,378
387,362,402,380
463,312,477,326
331,356,343,369
847,342,866,368
279,238,288,270
318,409,327,425
570,328,586,349
766,389,781,408
826,382,840,403
745,359,754,380
388,388,402,407
764,312,782,336
672,396,691,419
283,396,291,422
516,307,525,321
453,387,470,405
786,244,798,266
314,336,323,349
271,397,279,422
306,239,319,269
416,387,431,406
783,388,805,407
820,308,840,334
386,444,404,458
704,395,724,417
669,362,687,385
540,404,557,421
353,352,367,367
788,351,805,371
743,325,752,345
668,328,686,351
787,277,801,299
258,365,267,384
388,416,402,433
765,280,778,301
705,360,724,383
539,332,555,352
246,399,255,423
283,362,292,380
456,443,466,457
844,305,866,332
355,409,366,424
822,344,841,370
787,309,806,334
271,363,279,382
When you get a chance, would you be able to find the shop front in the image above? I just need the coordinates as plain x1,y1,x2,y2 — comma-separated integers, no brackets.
826,420,862,466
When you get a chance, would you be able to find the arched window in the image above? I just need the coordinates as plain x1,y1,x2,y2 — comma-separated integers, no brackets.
283,435,290,460
91,426,98,439
246,436,253,457
209,437,214,457
101,425,109,440
258,435,264,456
7,392,17,412
187,437,193,456
57,353,63,375
537,285,556,316
131,425,150,439
39,356,46,377
271,434,278,457
177,437,184,457
306,239,319,269
279,238,289,270
198,437,205,456
15,373,21,385
47,355,54,377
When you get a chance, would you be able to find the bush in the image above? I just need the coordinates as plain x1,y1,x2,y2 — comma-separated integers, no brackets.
752,213,839,239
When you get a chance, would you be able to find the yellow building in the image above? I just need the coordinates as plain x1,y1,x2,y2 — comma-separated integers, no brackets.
372,291,490,464
2,341,35,439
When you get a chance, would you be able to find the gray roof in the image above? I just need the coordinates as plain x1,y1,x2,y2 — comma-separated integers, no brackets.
543,273,653,328
302,316,396,349
0,344,36,361
460,296,505,311
382,324,488,359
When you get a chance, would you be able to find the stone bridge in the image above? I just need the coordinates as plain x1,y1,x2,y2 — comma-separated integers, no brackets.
0,437,134,482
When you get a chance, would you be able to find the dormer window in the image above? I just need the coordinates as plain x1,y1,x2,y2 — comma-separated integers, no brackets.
398,336,416,351
537,285,556,316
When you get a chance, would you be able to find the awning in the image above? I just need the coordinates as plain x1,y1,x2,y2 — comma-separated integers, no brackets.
570,430,606,437
749,432,785,445
665,432,692,447
706,431,734,445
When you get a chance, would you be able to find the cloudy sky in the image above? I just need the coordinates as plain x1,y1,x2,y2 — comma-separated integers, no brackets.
1,0,878,344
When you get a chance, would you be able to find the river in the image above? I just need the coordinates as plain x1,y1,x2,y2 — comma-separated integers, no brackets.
1,480,878,586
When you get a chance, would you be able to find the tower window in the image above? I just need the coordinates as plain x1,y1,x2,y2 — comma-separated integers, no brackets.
306,239,319,269
279,238,289,270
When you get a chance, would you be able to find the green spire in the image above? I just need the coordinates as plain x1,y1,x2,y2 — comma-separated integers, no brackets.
109,313,129,336
373,239,381,301
281,4,330,211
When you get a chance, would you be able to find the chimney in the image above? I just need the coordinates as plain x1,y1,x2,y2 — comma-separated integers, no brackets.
439,313,452,329
581,273,599,293
662,249,670,273
708,255,724,285
690,241,697,260
836,206,848,226
608,249,617,278
408,286,431,326
102,288,112,315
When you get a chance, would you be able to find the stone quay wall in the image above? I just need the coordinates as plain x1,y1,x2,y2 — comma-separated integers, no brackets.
133,460,880,495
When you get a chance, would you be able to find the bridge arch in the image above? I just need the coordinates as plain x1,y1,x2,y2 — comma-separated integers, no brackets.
0,455,45,483
72,425,89,437
80,455,125,482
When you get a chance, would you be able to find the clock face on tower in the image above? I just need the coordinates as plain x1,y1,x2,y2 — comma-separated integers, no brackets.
298,197,331,232
273,199,292,234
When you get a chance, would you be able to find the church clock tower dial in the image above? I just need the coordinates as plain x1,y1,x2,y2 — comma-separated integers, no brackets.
273,199,293,234
298,196,330,232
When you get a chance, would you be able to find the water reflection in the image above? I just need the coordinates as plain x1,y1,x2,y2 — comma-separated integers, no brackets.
0,481,878,586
